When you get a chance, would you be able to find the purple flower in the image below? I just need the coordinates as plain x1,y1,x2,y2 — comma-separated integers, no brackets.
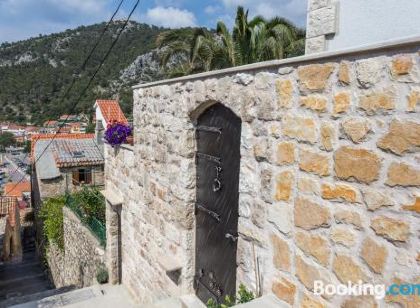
104,122,132,147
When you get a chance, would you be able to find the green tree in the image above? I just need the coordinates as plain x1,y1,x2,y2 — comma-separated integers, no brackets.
39,196,66,249
0,132,16,150
23,140,31,153
158,6,305,76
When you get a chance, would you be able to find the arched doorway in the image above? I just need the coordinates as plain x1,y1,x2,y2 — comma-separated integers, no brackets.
194,103,242,304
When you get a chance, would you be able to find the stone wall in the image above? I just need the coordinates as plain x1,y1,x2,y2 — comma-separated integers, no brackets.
105,41,420,307
0,216,6,250
47,207,106,288
305,0,337,54
36,166,104,200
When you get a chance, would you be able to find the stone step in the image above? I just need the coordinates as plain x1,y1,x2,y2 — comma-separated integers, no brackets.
10,284,137,308
0,262,45,280
142,294,206,308
235,294,288,307
0,286,75,308
0,274,52,301
179,294,207,308
144,294,287,308
0,270,46,286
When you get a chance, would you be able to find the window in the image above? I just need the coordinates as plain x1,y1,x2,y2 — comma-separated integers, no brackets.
72,168,92,185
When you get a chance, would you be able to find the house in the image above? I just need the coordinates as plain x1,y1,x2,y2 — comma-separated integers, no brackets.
69,122,87,134
40,120,58,134
58,115,79,123
58,124,72,134
24,126,40,140
31,134,104,202
305,0,420,54
100,16,420,308
1,123,26,142
93,99,129,149
4,182,31,203
94,99,128,129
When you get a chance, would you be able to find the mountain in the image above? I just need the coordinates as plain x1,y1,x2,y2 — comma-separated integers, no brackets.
0,21,168,124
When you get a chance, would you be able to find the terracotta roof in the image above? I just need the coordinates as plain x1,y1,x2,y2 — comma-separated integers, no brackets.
31,133,95,161
43,120,58,127
95,100,128,124
4,182,31,198
25,126,40,132
8,124,25,130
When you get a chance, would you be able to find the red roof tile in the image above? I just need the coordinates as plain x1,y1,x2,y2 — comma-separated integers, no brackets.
4,182,31,198
43,120,58,127
95,100,128,124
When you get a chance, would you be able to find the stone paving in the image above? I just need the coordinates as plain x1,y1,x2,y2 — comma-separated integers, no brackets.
0,232,52,307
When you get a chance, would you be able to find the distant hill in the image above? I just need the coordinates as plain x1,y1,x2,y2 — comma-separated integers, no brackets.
0,21,169,124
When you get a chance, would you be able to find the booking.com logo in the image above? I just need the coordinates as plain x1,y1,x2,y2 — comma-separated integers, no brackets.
314,280,420,300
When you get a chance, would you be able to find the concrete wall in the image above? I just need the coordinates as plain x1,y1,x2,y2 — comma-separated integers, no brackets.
106,40,420,307
306,0,420,54
47,207,106,288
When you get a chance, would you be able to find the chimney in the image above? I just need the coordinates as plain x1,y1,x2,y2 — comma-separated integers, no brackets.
95,120,104,146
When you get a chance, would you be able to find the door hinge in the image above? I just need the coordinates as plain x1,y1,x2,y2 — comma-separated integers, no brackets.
196,152,221,164
195,125,222,134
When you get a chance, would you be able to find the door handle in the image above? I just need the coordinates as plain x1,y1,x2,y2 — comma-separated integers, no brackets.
225,233,238,242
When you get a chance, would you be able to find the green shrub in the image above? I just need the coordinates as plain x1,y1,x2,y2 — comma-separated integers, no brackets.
206,284,255,308
39,196,66,250
96,266,109,284
72,187,105,223
237,284,255,304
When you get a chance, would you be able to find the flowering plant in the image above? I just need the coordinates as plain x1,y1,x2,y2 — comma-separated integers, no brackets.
104,121,132,147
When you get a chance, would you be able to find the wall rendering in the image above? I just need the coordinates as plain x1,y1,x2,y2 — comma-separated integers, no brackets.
105,39,420,307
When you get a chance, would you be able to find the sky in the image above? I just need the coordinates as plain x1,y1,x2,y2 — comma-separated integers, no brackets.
0,0,308,43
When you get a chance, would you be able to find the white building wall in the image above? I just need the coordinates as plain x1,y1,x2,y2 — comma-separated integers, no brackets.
306,0,420,54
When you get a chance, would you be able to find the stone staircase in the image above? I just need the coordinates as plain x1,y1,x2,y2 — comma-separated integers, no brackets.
0,227,54,307
6,283,286,308
143,294,206,308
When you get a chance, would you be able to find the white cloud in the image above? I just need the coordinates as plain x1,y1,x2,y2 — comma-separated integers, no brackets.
144,6,197,28
204,5,220,15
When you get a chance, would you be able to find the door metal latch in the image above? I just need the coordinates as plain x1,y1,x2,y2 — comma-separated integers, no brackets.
225,233,238,242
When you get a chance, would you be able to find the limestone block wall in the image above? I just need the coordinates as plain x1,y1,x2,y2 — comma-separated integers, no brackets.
305,0,337,54
37,166,104,200
106,41,420,307
47,207,105,288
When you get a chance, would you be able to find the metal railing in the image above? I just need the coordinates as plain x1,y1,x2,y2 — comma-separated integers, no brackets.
65,194,106,247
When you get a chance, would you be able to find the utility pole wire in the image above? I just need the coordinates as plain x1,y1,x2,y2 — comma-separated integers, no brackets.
5,0,140,196
33,0,141,167
5,0,126,185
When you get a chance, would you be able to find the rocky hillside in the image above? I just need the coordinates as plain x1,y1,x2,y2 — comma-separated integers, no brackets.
0,21,169,124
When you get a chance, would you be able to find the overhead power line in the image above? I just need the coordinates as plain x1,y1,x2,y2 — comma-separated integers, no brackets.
5,0,140,196
33,0,141,166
